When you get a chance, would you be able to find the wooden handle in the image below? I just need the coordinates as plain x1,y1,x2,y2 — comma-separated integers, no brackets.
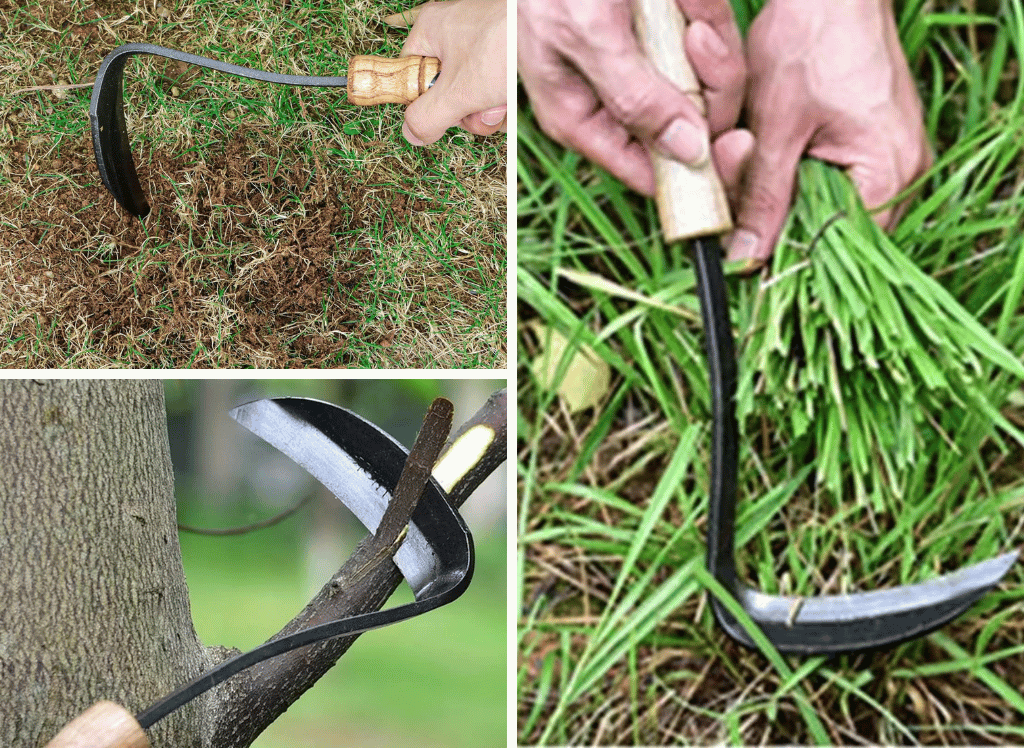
632,0,733,241
44,701,150,748
347,55,440,106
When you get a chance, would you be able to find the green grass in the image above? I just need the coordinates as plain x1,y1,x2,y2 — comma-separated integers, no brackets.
518,0,1024,744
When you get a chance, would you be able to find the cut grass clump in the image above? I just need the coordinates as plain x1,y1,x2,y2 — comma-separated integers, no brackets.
739,158,1024,512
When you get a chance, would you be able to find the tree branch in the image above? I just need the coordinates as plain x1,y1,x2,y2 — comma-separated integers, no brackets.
208,390,505,748
176,493,315,537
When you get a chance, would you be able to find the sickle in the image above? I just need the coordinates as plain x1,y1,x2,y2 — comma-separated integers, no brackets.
45,394,502,747
90,43,439,217
634,0,1018,655
694,239,1020,654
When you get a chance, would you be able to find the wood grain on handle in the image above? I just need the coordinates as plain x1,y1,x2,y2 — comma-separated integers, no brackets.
633,0,733,242
44,701,149,748
347,55,440,106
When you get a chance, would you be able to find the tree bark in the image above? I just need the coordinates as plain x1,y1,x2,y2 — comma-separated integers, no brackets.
0,380,211,747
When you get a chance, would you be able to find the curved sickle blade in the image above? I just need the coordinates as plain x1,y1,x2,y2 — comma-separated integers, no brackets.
712,552,1019,655
89,43,348,218
135,397,473,729
693,236,1019,655
229,397,471,597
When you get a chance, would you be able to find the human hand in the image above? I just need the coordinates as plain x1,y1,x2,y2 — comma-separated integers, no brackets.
401,0,507,145
728,0,933,268
517,0,748,196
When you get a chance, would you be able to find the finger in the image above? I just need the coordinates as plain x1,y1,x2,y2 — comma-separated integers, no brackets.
677,0,742,43
404,80,475,145
854,137,933,232
522,61,655,194
677,0,745,134
848,162,897,230
711,128,754,209
565,25,709,167
730,131,805,267
400,1,451,59
399,4,469,145
684,21,745,134
566,111,655,195
460,108,506,136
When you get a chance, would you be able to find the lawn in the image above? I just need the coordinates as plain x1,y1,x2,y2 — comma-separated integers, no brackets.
0,0,505,368
518,0,1024,744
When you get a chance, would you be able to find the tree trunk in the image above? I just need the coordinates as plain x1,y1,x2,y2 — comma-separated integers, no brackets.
0,380,211,747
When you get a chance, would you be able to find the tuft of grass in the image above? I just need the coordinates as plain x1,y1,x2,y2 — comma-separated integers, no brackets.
518,0,1024,744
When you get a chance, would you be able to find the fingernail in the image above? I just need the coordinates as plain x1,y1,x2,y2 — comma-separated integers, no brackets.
697,23,729,60
480,107,506,127
402,122,424,146
725,229,760,262
656,118,708,167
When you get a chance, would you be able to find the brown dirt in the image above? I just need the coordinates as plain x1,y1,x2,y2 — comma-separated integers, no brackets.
4,132,426,366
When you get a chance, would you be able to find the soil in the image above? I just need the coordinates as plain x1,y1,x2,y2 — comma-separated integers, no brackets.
4,133,415,366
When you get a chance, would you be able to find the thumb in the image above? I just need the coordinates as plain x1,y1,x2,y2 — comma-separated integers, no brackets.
730,134,804,268
403,74,471,145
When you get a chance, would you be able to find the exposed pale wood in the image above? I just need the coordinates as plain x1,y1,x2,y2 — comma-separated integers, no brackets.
44,701,149,748
633,0,733,241
383,3,427,28
347,55,440,105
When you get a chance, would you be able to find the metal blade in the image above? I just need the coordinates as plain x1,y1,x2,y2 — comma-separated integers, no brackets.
713,551,1019,654
692,234,1019,655
135,396,473,729
229,397,456,596
90,43,348,217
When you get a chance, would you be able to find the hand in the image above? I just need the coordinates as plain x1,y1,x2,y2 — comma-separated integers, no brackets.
517,0,748,196
728,0,933,268
401,0,508,145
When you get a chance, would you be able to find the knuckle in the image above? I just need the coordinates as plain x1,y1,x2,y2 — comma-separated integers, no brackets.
538,115,570,146
415,2,443,25
404,117,430,145
605,84,663,134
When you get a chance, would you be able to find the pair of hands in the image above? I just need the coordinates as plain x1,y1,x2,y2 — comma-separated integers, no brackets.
400,0,507,146
518,0,933,268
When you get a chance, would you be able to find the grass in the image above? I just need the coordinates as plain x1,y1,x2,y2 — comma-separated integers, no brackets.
0,0,505,368
517,0,1024,744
